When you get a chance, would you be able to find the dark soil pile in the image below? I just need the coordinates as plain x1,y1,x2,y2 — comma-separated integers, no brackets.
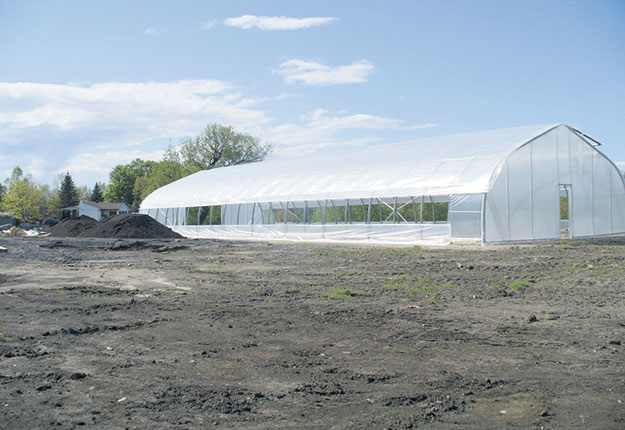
81,214,182,239
51,214,182,239
50,215,97,237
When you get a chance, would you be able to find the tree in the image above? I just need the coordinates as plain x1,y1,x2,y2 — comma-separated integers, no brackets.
76,185,90,201
1,167,43,222
39,184,55,219
9,166,23,183
0,183,6,204
140,159,185,200
59,172,79,208
104,159,156,209
173,123,272,174
90,182,105,202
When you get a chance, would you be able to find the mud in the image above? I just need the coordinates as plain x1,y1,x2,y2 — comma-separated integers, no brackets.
0,236,624,429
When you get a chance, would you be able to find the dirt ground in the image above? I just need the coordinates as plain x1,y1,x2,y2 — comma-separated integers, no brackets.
0,236,624,429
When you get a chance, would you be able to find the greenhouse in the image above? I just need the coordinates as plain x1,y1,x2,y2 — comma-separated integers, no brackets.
139,124,625,244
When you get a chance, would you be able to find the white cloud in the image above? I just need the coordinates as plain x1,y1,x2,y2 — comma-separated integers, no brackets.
264,109,410,155
224,15,337,31
63,149,166,184
274,59,374,86
0,80,269,185
0,80,436,186
405,123,439,129
201,20,216,30
0,80,267,135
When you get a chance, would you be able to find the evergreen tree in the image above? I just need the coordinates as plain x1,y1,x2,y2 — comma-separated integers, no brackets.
59,172,79,208
90,182,104,202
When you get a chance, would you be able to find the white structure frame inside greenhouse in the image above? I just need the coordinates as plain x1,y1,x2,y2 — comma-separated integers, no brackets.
140,124,625,244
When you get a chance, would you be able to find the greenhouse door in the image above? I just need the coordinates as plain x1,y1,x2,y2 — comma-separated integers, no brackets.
559,184,572,239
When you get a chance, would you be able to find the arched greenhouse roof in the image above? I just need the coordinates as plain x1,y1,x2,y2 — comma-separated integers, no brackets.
141,123,569,209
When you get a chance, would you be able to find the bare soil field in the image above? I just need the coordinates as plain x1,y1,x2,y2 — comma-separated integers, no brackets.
1,236,624,429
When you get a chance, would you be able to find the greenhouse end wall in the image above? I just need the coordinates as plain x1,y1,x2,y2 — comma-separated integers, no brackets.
484,125,625,242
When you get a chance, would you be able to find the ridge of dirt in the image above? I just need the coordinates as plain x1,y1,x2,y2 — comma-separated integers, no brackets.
50,214,182,239
49,215,97,237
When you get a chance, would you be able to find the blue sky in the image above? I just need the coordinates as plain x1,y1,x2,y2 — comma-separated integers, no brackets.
1,0,624,187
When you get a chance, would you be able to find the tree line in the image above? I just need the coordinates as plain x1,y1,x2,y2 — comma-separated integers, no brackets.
0,124,271,223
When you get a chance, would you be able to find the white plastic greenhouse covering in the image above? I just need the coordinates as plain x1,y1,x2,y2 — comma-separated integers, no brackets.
140,124,625,244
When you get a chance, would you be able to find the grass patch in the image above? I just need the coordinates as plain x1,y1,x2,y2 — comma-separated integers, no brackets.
0,332,8,342
491,282,501,291
382,246,422,257
509,279,530,292
410,279,452,302
334,270,356,277
381,276,409,291
314,249,363,258
325,287,368,300
410,278,452,295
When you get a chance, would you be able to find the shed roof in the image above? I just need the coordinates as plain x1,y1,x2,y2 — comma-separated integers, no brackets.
141,123,565,209
84,201,126,210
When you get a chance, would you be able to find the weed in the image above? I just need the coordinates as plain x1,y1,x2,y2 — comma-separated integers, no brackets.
0,332,7,342
383,246,422,257
491,283,501,291
334,270,356,276
426,294,438,302
325,287,368,299
510,279,530,292
314,249,362,258
381,277,409,291
410,279,452,295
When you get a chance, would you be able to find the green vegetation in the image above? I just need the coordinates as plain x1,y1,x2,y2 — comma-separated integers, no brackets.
325,287,368,300
89,182,105,203
380,276,452,301
0,123,271,221
560,195,569,220
381,275,410,291
59,172,79,208
314,248,361,258
105,124,271,210
410,278,452,295
382,246,422,257
334,270,356,276
1,167,43,222
509,279,530,292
